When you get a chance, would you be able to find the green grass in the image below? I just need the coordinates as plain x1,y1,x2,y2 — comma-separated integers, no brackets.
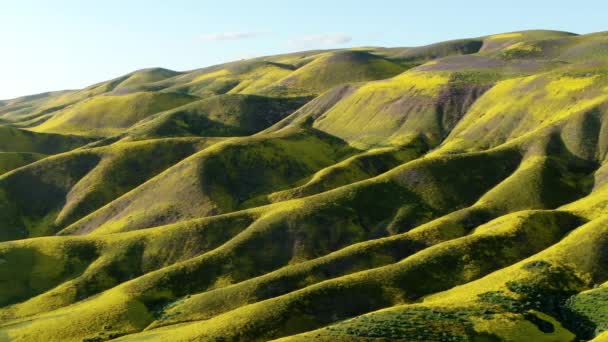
0,126,91,154
259,50,407,97
266,68,512,149
0,138,215,241
113,68,182,91
124,93,310,140
0,152,46,174
439,65,608,154
31,92,198,137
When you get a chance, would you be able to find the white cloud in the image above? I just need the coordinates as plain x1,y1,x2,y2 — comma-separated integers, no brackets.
201,31,270,42
288,33,352,47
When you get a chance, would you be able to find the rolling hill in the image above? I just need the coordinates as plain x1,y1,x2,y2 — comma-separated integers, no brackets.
1,29,608,341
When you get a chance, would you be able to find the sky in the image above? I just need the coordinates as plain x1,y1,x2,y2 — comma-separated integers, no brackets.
0,0,606,99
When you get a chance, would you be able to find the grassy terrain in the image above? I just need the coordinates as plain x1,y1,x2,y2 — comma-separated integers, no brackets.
31,92,198,137
1,29,608,341
0,152,46,175
0,125,91,154
0,125,91,174
122,94,310,140
259,50,407,97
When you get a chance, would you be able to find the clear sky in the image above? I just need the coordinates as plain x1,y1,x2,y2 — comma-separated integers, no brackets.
0,0,606,99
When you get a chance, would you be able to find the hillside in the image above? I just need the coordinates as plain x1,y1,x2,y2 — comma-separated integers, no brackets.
1,29,608,341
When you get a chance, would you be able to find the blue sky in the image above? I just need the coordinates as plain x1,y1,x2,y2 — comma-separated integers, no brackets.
0,0,606,99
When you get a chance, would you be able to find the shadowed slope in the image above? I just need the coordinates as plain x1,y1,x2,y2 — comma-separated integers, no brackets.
123,94,310,140
0,152,46,175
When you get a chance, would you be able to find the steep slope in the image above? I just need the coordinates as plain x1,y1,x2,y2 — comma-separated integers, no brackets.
267,69,493,148
439,65,608,155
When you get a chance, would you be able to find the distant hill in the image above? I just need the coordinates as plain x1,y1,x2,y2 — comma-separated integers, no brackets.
1,29,608,341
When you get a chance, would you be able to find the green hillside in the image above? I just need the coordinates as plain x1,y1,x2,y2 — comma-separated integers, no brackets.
31,92,198,137
122,94,311,140
1,29,608,341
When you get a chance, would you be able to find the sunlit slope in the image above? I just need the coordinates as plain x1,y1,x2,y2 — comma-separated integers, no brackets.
1,30,608,342
0,71,151,126
267,68,508,149
112,68,182,92
439,66,608,155
156,61,296,97
31,92,197,137
258,50,407,96
0,126,90,154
